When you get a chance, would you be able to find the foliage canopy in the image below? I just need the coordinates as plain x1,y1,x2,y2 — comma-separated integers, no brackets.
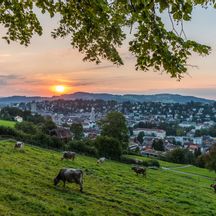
99,111,129,145
95,135,122,159
152,139,165,151
165,148,195,164
1,0,214,78
205,144,216,173
137,131,145,144
70,122,84,140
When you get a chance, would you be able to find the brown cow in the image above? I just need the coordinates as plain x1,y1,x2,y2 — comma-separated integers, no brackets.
131,166,147,176
61,151,76,161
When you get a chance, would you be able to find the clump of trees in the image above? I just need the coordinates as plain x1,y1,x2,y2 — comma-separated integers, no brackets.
0,108,129,160
67,139,98,157
0,107,64,150
97,111,129,158
0,123,64,150
99,112,129,145
15,121,38,135
120,156,160,168
163,144,216,174
204,144,216,173
70,123,84,140
0,107,46,124
164,148,195,164
95,136,122,160
152,139,165,151
137,131,145,144
66,112,129,160
195,126,216,137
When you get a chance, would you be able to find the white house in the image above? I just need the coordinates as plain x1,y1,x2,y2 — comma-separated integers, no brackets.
14,116,23,123
133,128,166,139
174,136,203,145
192,137,203,145
178,122,195,128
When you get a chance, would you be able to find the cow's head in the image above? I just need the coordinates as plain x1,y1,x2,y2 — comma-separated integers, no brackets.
54,177,59,186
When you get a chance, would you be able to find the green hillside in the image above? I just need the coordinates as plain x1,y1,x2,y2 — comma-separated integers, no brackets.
0,120,16,128
1,140,216,216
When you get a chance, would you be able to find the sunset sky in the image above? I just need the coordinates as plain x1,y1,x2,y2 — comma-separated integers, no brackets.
0,6,216,99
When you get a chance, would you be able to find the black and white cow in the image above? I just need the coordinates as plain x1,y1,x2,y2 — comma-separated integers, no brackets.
14,141,24,149
97,157,106,164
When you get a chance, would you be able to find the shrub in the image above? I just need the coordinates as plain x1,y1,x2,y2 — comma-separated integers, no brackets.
120,156,140,164
152,139,165,151
164,148,195,164
120,156,159,167
0,124,64,150
95,136,122,159
15,121,38,135
0,126,17,137
50,136,64,149
147,160,160,168
204,144,216,172
195,154,206,168
68,140,98,157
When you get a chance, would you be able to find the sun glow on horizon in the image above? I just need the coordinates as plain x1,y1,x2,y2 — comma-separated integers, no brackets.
50,83,75,95
53,85,65,94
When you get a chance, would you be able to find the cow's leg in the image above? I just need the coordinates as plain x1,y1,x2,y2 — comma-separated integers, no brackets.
63,180,66,188
79,183,83,193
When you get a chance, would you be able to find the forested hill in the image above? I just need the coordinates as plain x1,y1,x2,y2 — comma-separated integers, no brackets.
0,96,44,105
56,92,214,103
0,92,214,105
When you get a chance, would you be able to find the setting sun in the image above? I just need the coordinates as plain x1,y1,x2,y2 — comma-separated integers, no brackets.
54,85,65,93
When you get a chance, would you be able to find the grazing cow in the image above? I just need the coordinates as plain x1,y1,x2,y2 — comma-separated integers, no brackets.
131,166,147,176
97,157,106,164
211,184,216,192
61,151,76,161
54,168,83,192
14,141,24,149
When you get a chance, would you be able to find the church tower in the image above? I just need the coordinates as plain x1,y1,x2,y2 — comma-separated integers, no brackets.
89,107,96,123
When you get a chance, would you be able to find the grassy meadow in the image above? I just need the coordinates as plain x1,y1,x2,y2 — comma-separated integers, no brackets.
1,140,216,216
0,120,16,128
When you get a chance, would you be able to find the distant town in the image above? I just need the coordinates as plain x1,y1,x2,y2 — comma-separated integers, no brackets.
2,98,216,158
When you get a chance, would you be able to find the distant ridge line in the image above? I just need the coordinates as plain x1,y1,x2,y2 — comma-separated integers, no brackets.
0,92,214,105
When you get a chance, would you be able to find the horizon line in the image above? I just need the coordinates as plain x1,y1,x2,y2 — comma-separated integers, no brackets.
0,91,215,101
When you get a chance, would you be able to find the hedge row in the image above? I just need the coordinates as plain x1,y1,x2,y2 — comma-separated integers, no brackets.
120,156,160,168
